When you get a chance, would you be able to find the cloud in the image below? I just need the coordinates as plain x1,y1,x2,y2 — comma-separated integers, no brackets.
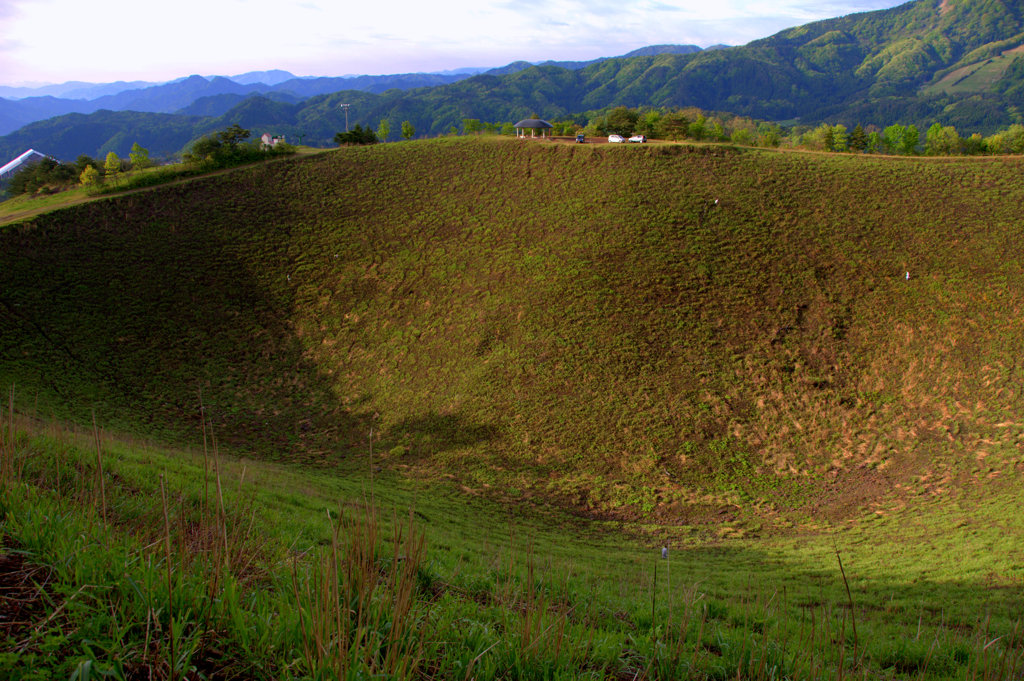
0,37,23,52
0,0,912,84
0,0,25,20
766,0,907,22
647,1,686,12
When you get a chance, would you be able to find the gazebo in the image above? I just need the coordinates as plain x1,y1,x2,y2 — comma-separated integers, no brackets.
513,118,554,138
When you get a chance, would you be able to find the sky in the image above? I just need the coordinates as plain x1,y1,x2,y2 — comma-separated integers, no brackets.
0,0,910,86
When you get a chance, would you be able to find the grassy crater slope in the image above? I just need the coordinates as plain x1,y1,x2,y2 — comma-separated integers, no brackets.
2,137,1023,530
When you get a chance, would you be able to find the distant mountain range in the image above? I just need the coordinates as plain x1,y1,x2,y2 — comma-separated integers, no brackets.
0,46,713,138
0,71,470,136
7,0,1024,162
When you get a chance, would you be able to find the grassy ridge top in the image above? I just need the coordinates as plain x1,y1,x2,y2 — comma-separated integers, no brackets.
3,137,1023,531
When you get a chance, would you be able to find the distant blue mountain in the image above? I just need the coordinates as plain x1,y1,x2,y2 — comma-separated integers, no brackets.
0,95,100,135
0,76,273,135
88,75,273,113
0,71,473,134
228,70,301,86
177,91,303,117
0,80,157,100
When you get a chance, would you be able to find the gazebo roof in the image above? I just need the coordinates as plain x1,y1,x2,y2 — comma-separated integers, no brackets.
513,119,553,129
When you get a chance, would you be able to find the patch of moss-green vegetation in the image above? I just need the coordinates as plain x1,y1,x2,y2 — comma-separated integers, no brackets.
0,187,95,224
921,46,1024,96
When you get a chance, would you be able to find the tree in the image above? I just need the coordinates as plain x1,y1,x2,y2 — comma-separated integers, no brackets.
832,124,848,152
461,118,482,135
985,131,1006,153
75,155,100,172
900,125,919,155
185,136,223,163
730,128,752,145
866,131,881,154
7,157,76,195
79,164,100,187
757,122,781,147
183,124,274,166
925,123,961,155
882,124,905,154
603,106,639,136
963,132,986,155
848,124,867,152
216,124,251,146
401,120,415,140
822,125,836,151
996,124,1024,153
180,124,284,168
377,119,390,142
803,124,835,151
128,142,152,170
661,112,689,141
637,111,662,138
104,152,121,179
334,125,378,145
688,115,706,140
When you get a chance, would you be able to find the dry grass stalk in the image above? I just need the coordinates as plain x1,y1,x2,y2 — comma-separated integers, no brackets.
1,385,15,486
211,429,228,569
91,409,107,525
291,503,426,680
835,544,860,669
199,392,209,521
160,474,177,681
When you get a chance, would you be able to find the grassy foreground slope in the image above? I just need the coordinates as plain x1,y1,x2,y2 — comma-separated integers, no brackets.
3,137,1024,530
2,414,1024,680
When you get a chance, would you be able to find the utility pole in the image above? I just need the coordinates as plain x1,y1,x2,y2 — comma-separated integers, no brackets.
339,103,350,132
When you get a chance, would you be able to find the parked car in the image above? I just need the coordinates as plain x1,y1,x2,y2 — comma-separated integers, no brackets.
576,133,586,143
628,134,647,143
608,134,625,143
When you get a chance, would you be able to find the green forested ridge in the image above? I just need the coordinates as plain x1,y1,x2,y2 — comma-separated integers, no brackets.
3,137,1024,531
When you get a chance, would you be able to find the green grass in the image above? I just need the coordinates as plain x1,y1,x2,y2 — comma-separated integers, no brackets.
0,187,95,222
1,412,1022,679
921,47,1024,95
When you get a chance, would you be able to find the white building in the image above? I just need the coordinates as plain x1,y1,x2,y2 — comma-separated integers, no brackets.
0,149,53,181
260,133,285,149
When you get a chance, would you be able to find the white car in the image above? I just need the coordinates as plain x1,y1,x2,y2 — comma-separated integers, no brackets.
629,135,647,143
608,134,625,143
